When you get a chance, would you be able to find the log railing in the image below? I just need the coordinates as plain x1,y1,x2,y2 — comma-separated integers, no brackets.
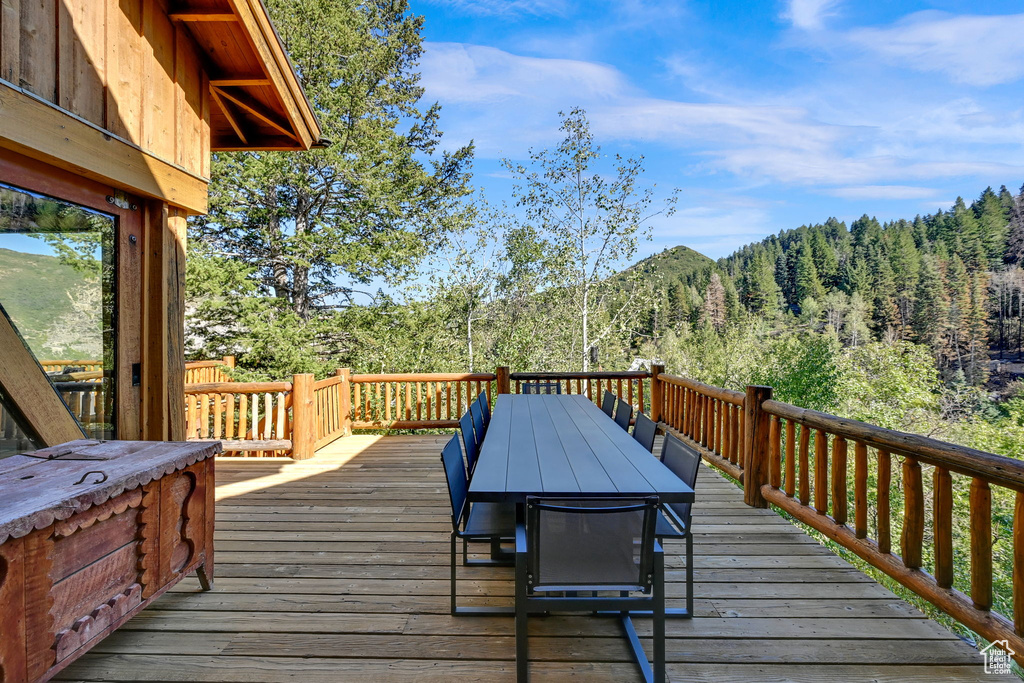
508,371,650,417
40,360,103,374
184,380,293,457
654,370,746,481
349,373,497,430
746,394,1024,663
183,356,236,384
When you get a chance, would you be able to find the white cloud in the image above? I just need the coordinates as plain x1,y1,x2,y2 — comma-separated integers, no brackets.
824,185,940,200
421,43,627,105
783,0,841,31
426,0,572,17
847,11,1024,87
422,42,1024,190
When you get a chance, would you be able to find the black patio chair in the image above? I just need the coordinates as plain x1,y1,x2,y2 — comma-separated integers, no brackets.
441,435,515,616
459,411,480,474
601,390,616,417
515,497,665,683
632,411,657,453
614,400,633,431
470,400,486,445
477,391,491,427
521,382,561,394
656,433,701,618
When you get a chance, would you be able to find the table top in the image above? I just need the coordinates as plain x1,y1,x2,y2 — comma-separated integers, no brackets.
0,439,220,544
468,394,695,504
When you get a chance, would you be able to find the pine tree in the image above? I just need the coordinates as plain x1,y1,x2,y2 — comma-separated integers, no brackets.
1006,185,1024,265
913,254,951,364
794,238,826,303
743,250,781,314
974,186,1009,267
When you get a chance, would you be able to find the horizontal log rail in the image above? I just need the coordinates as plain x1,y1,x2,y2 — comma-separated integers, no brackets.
39,360,103,373
186,381,292,394
752,395,1024,664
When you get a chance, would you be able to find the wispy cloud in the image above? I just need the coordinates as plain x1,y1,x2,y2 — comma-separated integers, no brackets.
783,0,841,31
824,185,941,200
846,11,1024,86
425,0,572,18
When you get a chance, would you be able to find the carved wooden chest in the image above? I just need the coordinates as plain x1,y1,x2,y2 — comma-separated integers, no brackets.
0,440,219,682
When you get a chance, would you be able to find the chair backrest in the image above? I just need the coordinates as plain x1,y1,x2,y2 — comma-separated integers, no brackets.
660,434,701,528
601,391,616,418
521,382,561,394
470,401,486,446
526,497,658,592
478,391,491,426
441,434,469,530
613,400,633,430
632,411,657,453
459,411,479,473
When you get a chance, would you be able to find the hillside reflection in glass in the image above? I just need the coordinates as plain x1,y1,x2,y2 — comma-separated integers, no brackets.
0,182,115,445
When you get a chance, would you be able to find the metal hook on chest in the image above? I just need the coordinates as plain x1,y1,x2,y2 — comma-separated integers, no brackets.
73,470,108,486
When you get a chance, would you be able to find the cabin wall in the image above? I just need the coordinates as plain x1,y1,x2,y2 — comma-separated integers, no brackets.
0,0,212,181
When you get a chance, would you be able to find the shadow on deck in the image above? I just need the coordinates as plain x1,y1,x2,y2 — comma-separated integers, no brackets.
58,435,1003,682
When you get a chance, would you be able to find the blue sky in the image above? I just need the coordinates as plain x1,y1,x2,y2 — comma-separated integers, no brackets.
413,0,1024,260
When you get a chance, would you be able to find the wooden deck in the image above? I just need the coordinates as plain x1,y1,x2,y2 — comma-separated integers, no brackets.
58,435,1004,682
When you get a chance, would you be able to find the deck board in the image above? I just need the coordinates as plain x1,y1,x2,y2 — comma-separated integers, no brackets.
57,434,1004,682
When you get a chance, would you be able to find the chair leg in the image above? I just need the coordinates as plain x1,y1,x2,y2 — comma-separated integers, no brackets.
686,531,694,617
515,525,529,682
654,549,666,683
450,531,458,615
621,615,654,683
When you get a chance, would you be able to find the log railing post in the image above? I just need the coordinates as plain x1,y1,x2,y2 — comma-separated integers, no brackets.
222,355,235,368
743,385,773,508
650,364,664,423
338,368,352,436
291,373,316,460
496,366,511,395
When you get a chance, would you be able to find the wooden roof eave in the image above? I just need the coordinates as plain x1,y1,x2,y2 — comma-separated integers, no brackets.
174,0,323,152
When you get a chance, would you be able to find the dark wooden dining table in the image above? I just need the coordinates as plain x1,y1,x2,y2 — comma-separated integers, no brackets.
468,393,695,505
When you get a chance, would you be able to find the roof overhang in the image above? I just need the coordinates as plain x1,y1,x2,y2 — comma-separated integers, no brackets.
171,1,324,152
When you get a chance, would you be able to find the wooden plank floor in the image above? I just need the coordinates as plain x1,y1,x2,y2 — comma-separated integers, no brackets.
58,435,1004,682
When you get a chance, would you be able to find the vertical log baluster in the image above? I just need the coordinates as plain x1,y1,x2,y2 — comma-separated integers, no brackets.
406,383,412,420
768,415,781,489
1014,491,1024,635
878,450,892,554
814,429,828,515
901,457,924,569
238,394,247,438
798,424,810,506
435,382,442,420
933,466,953,588
831,436,848,525
854,441,867,538
785,420,796,497
971,478,993,610
725,406,733,464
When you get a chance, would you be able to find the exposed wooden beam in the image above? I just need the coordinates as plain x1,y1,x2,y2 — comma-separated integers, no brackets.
209,78,271,87
0,311,85,447
211,86,299,142
209,87,248,145
169,11,238,22
0,83,209,214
